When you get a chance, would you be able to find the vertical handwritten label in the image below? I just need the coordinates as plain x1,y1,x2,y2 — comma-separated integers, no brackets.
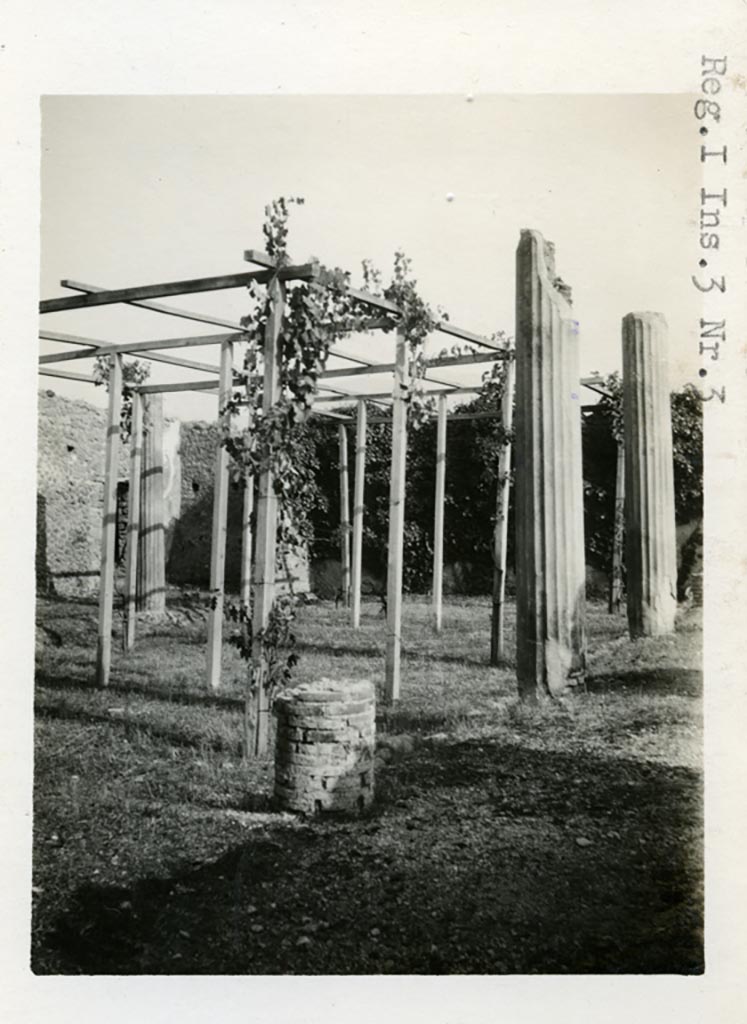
692,55,728,404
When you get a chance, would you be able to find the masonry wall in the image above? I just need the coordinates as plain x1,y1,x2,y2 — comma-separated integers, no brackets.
36,390,128,598
168,421,310,593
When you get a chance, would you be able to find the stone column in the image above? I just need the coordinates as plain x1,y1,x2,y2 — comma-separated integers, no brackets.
622,312,677,637
514,229,586,699
136,393,166,615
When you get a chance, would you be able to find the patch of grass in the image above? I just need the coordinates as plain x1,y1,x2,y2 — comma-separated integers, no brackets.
32,592,703,974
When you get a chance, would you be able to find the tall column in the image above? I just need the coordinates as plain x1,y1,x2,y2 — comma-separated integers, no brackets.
514,229,586,699
622,312,677,637
96,354,123,687
350,399,367,629
338,424,351,607
123,390,143,652
608,438,625,614
384,325,409,702
432,393,447,632
490,354,516,664
137,393,166,615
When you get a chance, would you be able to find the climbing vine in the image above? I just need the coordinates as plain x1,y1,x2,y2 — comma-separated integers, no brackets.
222,197,452,742
93,356,150,443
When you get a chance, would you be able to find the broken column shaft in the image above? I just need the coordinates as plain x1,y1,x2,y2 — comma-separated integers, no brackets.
514,229,586,699
622,312,677,637
136,393,166,615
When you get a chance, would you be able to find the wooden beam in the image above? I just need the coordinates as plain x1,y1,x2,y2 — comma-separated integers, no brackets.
123,391,143,652
95,353,123,687
384,326,409,702
315,384,483,406
250,276,284,756
40,264,318,314
490,358,516,664
241,473,255,607
350,400,367,629
432,394,448,632
608,438,625,614
319,350,503,381
206,338,235,691
136,379,220,395
39,332,243,364
41,328,223,375
436,321,504,350
62,279,245,331
39,367,97,384
338,424,351,608
244,249,277,269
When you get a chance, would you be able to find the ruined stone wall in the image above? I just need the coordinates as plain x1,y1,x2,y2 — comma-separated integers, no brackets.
36,392,322,600
167,421,310,593
36,390,128,598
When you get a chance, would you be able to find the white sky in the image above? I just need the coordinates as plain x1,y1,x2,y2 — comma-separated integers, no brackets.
40,94,700,420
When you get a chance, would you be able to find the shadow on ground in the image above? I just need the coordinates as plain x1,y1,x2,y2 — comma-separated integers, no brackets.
37,736,703,976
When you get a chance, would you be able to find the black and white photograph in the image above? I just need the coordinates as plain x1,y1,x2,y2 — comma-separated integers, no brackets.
2,4,746,1022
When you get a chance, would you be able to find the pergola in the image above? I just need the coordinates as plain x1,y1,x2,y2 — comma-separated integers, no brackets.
39,244,605,754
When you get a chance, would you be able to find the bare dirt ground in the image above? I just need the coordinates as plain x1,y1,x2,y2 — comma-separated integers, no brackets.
32,593,703,974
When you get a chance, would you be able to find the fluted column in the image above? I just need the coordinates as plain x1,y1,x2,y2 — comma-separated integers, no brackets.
136,393,166,615
622,312,677,637
514,229,586,699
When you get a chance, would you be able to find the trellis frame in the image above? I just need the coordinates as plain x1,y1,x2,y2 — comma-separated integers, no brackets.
39,244,603,754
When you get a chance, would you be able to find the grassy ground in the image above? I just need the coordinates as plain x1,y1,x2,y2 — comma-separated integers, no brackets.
32,591,703,974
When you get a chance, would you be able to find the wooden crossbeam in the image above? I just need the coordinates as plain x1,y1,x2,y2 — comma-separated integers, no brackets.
136,380,219,395
40,264,318,314
62,280,245,331
39,367,97,384
435,322,505,350
39,332,242,364
40,328,223,376
319,350,504,381
245,245,502,349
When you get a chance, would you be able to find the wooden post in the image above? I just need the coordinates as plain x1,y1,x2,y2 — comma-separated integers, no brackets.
350,399,367,628
123,390,143,652
205,337,234,690
241,471,255,607
490,356,516,664
385,326,409,702
249,276,284,756
608,438,625,614
338,423,351,607
96,353,123,686
432,393,447,631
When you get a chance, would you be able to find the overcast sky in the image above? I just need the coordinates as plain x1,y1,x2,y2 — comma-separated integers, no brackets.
40,94,699,420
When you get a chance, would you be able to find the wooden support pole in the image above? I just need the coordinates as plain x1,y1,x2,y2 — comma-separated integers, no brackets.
338,423,352,608
350,400,367,628
432,394,447,632
608,438,625,614
123,391,143,652
249,277,284,756
490,356,516,664
96,353,123,686
384,326,409,702
205,338,235,690
241,472,255,607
